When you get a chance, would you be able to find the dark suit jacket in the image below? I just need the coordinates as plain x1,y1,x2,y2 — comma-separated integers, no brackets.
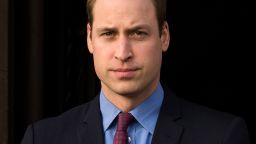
21,88,250,144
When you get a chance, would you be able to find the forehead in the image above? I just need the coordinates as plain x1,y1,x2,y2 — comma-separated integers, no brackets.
93,0,154,10
92,0,157,27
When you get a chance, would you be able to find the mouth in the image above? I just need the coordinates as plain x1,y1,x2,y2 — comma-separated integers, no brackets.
113,68,139,72
110,68,140,79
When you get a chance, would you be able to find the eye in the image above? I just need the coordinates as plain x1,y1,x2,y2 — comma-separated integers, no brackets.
135,31,147,35
131,31,148,40
101,31,115,38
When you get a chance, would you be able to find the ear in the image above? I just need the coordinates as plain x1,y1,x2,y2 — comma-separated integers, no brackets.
87,23,94,53
160,21,170,52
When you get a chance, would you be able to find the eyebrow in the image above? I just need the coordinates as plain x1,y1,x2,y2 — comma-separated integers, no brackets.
96,27,116,32
127,24,151,33
95,24,151,33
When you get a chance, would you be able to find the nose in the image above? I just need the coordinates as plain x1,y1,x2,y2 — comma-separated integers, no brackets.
114,36,133,62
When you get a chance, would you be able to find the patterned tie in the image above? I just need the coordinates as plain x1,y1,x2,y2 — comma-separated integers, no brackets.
113,112,134,144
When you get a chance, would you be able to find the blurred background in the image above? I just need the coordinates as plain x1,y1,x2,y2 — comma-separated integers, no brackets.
0,0,254,143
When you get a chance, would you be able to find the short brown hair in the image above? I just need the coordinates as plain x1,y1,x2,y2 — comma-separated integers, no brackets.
86,0,167,33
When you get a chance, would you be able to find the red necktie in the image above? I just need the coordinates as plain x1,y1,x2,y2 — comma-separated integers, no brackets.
113,112,134,144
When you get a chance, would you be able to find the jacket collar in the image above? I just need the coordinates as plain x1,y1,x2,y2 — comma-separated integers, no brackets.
78,95,104,144
78,86,184,144
152,86,184,144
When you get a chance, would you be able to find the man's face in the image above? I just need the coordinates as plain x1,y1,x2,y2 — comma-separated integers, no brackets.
87,0,169,97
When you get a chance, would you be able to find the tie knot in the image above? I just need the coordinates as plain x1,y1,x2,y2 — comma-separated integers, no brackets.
116,112,134,131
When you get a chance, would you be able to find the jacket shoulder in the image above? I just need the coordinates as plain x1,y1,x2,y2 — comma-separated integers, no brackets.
178,98,250,143
180,98,237,123
21,100,95,144
36,101,91,127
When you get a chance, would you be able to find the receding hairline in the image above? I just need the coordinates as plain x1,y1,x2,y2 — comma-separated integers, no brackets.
87,0,166,23
86,0,167,35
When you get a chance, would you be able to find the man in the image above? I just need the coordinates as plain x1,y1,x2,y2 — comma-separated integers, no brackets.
21,0,250,143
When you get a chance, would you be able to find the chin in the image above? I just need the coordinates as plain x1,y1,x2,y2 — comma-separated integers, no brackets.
110,83,141,97
115,87,139,96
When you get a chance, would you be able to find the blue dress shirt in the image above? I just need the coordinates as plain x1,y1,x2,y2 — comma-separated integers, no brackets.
100,83,164,144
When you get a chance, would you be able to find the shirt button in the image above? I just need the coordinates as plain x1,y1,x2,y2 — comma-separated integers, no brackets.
128,136,132,143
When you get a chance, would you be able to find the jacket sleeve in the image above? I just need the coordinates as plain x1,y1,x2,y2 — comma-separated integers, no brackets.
21,124,34,144
222,117,250,144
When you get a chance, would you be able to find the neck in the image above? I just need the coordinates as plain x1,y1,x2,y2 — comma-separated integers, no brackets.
101,80,159,112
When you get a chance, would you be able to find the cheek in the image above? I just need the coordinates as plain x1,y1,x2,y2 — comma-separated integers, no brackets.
138,42,162,65
93,40,109,59
93,52,108,82
93,41,114,59
92,42,114,75
93,52,107,70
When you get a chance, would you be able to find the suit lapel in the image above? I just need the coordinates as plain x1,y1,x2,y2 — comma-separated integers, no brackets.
152,87,184,144
76,87,183,144
78,95,104,144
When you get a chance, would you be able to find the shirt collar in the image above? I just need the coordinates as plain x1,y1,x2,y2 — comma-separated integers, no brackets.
100,83,164,134
100,91,121,132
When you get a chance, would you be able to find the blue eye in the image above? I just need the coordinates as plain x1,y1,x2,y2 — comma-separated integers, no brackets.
103,32,114,37
131,31,148,40
135,31,147,35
